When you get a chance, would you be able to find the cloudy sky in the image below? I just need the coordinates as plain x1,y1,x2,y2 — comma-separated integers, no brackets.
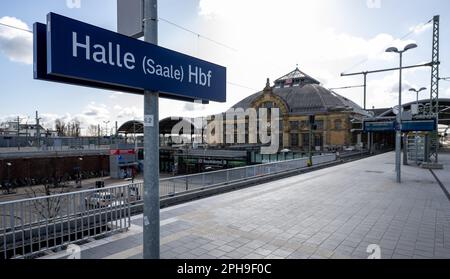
0,0,449,133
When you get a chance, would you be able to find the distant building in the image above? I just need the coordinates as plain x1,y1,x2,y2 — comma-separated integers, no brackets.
0,122,57,137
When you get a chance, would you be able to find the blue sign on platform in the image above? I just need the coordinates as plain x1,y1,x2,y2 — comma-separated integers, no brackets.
35,13,226,103
401,120,436,132
363,121,395,132
363,119,437,133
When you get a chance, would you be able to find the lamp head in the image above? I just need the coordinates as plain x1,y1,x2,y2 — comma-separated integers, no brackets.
419,87,427,92
404,43,418,51
385,47,399,53
409,88,417,92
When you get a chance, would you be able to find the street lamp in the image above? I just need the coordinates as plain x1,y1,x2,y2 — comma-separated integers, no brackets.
385,43,418,183
409,87,427,106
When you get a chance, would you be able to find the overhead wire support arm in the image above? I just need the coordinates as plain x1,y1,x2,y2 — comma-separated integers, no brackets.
329,85,365,91
340,62,435,77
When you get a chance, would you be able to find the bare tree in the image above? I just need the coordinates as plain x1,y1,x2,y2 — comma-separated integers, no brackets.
86,125,99,137
24,179,70,219
55,119,66,137
24,158,71,219
71,120,81,137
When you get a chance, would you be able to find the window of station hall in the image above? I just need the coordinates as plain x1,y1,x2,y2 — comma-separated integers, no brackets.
290,121,300,130
334,119,342,130
290,133,299,147
316,120,324,130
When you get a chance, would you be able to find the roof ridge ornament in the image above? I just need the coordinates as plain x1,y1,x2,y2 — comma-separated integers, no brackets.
263,78,272,93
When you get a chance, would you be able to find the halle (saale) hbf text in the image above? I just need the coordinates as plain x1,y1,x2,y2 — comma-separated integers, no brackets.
72,32,213,87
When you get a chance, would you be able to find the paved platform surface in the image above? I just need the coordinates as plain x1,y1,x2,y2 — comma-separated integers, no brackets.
49,152,450,259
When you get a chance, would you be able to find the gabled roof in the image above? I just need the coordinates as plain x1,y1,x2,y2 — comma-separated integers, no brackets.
274,67,320,86
232,84,370,116
232,68,370,116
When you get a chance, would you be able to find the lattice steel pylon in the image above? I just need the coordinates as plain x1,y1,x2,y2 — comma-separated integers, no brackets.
429,15,440,163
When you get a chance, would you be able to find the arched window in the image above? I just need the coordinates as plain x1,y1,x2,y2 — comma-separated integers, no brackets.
334,119,342,130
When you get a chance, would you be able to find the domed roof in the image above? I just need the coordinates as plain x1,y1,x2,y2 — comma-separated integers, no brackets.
232,68,370,116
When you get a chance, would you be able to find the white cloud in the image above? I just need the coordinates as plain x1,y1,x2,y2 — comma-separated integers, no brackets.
444,87,450,98
192,0,420,111
110,104,142,120
83,102,110,118
365,71,422,109
0,16,32,64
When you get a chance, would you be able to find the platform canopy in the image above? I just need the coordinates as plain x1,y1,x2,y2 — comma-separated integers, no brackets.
377,98,450,125
117,117,204,135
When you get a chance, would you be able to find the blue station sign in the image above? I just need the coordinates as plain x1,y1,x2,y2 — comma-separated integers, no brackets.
35,13,226,103
401,120,436,132
363,121,395,132
364,119,437,133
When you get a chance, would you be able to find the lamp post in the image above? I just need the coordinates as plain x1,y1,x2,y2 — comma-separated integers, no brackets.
385,43,418,183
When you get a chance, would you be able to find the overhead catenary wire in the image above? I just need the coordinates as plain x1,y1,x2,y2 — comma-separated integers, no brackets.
0,22,32,33
329,85,365,91
158,17,237,52
227,82,259,92
157,18,258,91
0,18,237,53
341,18,433,75
0,19,257,92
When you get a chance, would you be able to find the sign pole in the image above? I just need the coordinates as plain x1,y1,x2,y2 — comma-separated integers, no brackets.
396,52,403,183
143,0,160,259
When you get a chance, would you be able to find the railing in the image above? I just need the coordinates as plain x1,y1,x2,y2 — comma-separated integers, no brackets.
0,185,131,259
159,154,336,197
0,154,336,259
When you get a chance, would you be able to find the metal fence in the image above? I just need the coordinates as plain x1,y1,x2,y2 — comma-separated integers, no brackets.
158,154,336,197
0,136,125,149
0,154,335,259
0,185,131,259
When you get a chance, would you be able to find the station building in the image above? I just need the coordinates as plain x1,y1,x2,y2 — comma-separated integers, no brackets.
115,67,450,175
208,68,372,151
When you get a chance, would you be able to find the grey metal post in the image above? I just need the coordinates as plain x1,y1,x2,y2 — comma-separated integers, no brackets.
17,116,20,151
403,133,408,166
363,74,371,155
36,111,41,149
396,52,403,183
363,73,367,110
143,0,160,259
97,124,101,148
